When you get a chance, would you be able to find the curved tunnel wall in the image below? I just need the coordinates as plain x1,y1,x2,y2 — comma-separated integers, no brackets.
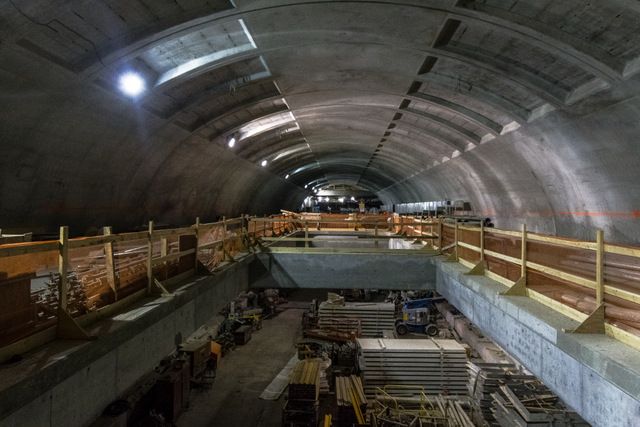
379,79,640,244
0,0,639,243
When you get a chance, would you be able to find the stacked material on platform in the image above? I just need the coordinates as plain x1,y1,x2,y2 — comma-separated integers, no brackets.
468,362,526,425
336,376,366,425
288,358,321,401
468,362,588,426
285,358,321,427
357,338,468,398
371,392,474,427
318,301,395,337
492,384,588,427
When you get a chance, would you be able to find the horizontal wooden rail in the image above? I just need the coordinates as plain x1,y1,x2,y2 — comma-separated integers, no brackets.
151,248,196,266
0,241,59,258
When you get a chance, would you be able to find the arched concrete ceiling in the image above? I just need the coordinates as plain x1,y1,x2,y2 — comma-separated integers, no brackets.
0,0,639,242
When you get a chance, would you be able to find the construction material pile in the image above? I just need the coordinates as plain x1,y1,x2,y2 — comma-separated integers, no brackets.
289,358,321,401
335,375,366,425
284,358,321,427
468,362,588,426
318,298,395,337
371,391,474,427
358,338,468,398
492,383,588,426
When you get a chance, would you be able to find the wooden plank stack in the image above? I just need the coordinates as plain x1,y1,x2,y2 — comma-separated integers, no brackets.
335,375,366,426
468,362,531,425
288,358,321,401
492,384,588,427
284,358,321,427
357,338,468,398
318,301,395,337
467,362,588,426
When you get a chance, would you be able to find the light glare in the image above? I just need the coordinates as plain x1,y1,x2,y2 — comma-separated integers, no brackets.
261,159,268,167
118,72,145,97
228,136,236,148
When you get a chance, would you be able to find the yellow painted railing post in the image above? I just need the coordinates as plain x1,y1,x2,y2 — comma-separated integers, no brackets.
502,223,528,294
596,229,604,305
222,216,227,261
454,219,459,258
58,226,69,311
305,220,309,248
147,220,154,294
479,221,485,262
374,220,379,247
103,226,118,300
438,219,443,252
521,223,527,278
194,217,200,271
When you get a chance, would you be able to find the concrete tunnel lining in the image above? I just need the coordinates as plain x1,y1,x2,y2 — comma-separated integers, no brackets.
0,0,638,244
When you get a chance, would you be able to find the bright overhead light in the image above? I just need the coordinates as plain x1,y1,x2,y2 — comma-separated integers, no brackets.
227,136,236,148
314,189,318,194
285,174,290,179
350,196,356,201
261,159,268,167
339,197,345,203
304,184,308,189
118,72,146,97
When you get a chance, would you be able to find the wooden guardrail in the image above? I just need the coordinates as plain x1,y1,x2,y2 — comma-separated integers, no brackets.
0,213,294,358
433,217,640,351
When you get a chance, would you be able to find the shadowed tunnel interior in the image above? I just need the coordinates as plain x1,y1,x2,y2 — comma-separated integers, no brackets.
1,0,639,243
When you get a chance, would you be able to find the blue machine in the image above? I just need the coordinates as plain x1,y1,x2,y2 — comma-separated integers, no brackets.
395,297,445,336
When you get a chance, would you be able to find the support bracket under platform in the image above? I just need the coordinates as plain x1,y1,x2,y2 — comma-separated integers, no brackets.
465,260,486,276
565,304,605,334
501,276,527,296
153,278,174,297
56,308,94,340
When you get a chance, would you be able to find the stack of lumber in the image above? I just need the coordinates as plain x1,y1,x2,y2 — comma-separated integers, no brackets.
468,362,531,425
285,358,321,427
288,358,321,401
336,375,366,425
358,338,468,398
318,301,395,337
491,383,588,426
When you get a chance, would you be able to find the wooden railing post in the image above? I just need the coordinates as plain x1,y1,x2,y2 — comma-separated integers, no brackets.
569,228,606,333
479,221,485,262
103,226,118,300
521,223,527,278
454,219,459,258
305,220,309,248
58,226,69,311
502,223,527,295
596,229,604,306
147,220,154,294
221,216,228,261
194,217,200,271
438,219,443,252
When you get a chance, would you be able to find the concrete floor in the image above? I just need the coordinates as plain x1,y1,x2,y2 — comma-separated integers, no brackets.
177,307,304,427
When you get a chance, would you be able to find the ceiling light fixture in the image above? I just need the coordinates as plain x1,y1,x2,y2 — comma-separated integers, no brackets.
227,136,236,148
261,159,268,167
285,174,290,179
118,72,146,97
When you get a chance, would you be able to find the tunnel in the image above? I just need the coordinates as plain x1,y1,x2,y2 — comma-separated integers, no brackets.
1,1,640,427
0,0,638,242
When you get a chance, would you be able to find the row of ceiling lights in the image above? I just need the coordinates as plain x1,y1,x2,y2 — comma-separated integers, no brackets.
117,72,320,191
